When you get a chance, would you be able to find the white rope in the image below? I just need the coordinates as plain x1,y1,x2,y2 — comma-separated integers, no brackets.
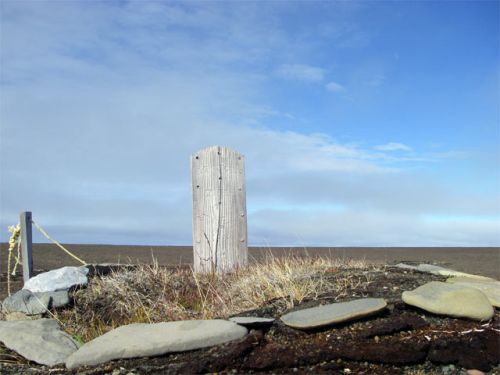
6,224,21,296
31,220,87,265
11,236,22,275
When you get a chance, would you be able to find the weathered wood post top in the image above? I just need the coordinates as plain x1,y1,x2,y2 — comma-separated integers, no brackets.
191,146,248,273
20,211,33,283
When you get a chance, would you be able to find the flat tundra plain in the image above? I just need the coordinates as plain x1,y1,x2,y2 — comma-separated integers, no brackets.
1,245,499,276
1,245,498,300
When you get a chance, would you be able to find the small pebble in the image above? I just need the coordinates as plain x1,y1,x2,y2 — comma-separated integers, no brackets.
467,370,485,375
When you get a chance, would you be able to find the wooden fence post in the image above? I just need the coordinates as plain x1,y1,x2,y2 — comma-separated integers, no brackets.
20,211,33,283
191,146,248,273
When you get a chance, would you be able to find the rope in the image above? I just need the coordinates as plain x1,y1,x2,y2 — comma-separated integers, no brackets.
6,224,21,296
11,237,22,275
31,220,87,265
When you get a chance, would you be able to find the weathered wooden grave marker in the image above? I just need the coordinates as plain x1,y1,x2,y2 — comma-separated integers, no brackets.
20,211,33,283
191,146,248,273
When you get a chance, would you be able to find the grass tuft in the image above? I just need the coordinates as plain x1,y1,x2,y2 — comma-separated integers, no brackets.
49,255,372,342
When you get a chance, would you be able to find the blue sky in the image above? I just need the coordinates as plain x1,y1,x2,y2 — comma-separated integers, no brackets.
0,0,499,246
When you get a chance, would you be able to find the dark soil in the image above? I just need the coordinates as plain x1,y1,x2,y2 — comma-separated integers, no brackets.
1,267,499,374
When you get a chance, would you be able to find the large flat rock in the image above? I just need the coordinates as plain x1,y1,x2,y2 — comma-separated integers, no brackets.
394,263,491,279
0,319,80,366
446,277,500,307
23,266,89,293
66,319,248,369
280,298,387,329
402,281,494,321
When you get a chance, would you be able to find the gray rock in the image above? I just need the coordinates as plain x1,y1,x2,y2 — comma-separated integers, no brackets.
66,319,248,369
394,263,491,279
229,316,275,327
467,370,487,375
23,266,89,293
402,281,494,321
2,289,51,314
2,289,70,314
280,298,387,329
49,290,71,308
0,319,80,366
446,277,500,307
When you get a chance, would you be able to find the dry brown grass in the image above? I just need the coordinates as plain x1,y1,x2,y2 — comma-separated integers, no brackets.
0,342,32,366
51,254,373,342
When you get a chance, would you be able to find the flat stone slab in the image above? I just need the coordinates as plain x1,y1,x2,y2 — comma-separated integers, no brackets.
2,289,70,314
402,281,494,321
446,277,500,307
280,298,387,329
229,316,275,327
394,263,491,279
66,319,248,369
24,266,89,293
0,319,80,366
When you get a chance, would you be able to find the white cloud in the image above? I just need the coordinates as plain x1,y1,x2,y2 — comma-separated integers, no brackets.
1,1,497,247
275,64,325,82
374,142,412,152
325,81,344,92
250,209,500,246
